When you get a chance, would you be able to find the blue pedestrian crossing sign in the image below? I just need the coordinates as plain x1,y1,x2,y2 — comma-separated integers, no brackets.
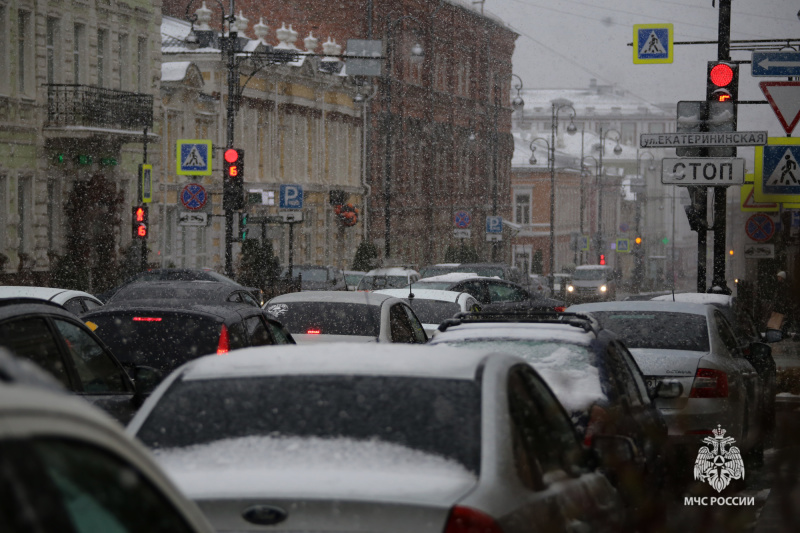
754,138,800,203
633,24,673,64
579,235,589,251
486,216,503,234
280,184,304,209
177,140,212,175
616,238,631,253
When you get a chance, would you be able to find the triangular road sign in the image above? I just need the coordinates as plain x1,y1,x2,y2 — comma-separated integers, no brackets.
760,81,800,135
740,183,778,212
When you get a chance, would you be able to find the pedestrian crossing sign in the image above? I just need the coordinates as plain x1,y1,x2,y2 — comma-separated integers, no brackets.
616,238,630,253
177,140,213,176
633,24,673,64
754,137,800,203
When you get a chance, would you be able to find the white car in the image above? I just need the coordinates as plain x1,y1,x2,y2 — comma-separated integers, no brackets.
567,301,765,455
356,267,420,290
0,285,103,315
0,364,215,533
264,291,427,344
374,288,481,336
343,270,366,291
127,345,626,533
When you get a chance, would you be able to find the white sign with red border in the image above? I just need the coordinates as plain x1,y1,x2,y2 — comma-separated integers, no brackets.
759,81,800,135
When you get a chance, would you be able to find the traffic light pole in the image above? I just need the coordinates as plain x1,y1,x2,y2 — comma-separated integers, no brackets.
224,23,238,278
710,0,732,294
140,127,149,272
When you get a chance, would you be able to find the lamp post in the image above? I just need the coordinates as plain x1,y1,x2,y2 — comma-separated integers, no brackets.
580,154,599,265
596,127,622,264
634,150,655,291
381,15,424,260
511,74,525,113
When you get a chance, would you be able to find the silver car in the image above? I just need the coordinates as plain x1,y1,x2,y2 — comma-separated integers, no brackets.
128,344,626,533
567,301,764,454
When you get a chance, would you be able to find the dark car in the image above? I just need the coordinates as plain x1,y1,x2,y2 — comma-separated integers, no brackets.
97,268,258,303
412,275,564,310
282,264,348,291
0,299,157,424
431,310,673,529
108,280,262,308
84,298,294,380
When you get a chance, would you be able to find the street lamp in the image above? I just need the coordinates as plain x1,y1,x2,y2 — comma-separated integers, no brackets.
596,127,622,263
511,74,524,113
547,103,577,281
580,154,599,265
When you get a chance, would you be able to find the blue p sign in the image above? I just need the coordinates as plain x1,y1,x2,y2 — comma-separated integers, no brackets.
486,216,503,234
280,184,303,209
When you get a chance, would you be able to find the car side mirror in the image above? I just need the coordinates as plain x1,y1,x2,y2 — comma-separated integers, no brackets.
653,380,683,399
132,365,162,396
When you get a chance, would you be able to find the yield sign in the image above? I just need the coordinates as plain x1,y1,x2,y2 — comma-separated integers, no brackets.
740,183,778,212
759,81,800,135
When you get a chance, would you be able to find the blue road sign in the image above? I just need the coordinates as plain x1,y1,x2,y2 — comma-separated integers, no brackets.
752,52,800,77
616,238,630,253
633,24,673,64
486,216,503,234
177,140,212,175
180,183,207,211
745,213,775,243
279,184,303,209
454,211,471,229
761,144,800,197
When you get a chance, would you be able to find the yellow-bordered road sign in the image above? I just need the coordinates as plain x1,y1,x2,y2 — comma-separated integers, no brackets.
741,174,778,212
754,137,800,203
139,164,153,203
616,238,631,253
633,24,673,64
177,139,212,176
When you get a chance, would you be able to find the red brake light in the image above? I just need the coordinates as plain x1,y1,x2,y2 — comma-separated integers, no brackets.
444,506,503,533
306,328,321,335
689,368,728,398
554,306,566,313
132,317,162,322
217,324,230,355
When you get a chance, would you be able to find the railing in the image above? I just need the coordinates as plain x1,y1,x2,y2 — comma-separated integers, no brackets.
46,84,153,130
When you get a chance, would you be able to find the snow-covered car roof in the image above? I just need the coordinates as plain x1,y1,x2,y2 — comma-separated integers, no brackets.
363,267,419,276
374,288,470,303
173,344,492,381
0,286,101,306
567,300,711,316
430,322,592,346
266,290,397,306
575,265,609,271
416,273,486,283
650,292,733,307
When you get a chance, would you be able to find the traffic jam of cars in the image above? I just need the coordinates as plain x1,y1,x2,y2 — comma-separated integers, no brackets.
1,263,797,533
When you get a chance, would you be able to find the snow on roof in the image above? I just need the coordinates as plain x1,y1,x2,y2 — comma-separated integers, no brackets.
374,289,466,303
365,267,419,276
161,62,193,82
650,293,733,306
576,265,609,270
515,86,669,117
566,300,711,316
417,273,481,283
512,128,640,169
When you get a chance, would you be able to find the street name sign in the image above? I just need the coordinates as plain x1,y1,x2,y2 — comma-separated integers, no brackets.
759,82,800,136
633,24,673,64
177,140,212,175
640,131,766,148
661,158,745,185
178,212,208,226
754,138,800,203
279,184,304,209
752,52,800,77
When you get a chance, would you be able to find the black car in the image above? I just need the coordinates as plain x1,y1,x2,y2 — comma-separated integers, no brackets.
107,280,262,308
84,298,294,380
0,299,157,423
282,264,348,291
412,275,564,309
97,268,259,303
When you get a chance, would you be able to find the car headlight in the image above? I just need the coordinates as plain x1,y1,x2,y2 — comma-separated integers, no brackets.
600,285,607,292
567,285,574,292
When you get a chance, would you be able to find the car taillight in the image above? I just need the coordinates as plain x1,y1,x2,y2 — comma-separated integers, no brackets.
583,404,609,447
554,306,566,313
133,316,162,322
444,506,503,533
217,324,230,355
689,368,728,398
306,328,321,335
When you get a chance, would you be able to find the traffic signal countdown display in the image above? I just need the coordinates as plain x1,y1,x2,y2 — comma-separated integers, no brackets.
223,148,245,211
132,206,148,239
707,61,738,103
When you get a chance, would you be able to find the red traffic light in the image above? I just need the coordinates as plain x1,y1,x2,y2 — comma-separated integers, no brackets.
224,148,239,163
709,63,734,87
137,224,147,237
135,207,146,222
599,254,606,266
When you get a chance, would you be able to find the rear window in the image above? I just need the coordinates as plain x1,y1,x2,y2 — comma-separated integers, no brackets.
573,269,607,281
408,300,461,324
588,311,710,352
87,311,222,372
112,285,222,303
266,302,380,337
137,375,482,473
282,267,329,282
357,276,409,290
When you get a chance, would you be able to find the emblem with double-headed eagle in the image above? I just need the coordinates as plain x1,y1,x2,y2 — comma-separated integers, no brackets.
693,425,745,493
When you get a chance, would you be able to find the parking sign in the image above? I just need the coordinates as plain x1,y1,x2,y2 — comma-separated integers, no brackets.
280,184,303,209
486,216,503,234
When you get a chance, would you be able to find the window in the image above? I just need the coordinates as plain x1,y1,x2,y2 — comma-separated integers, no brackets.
515,193,531,224
46,18,60,85
17,10,31,95
73,23,85,84
244,316,274,346
487,282,529,303
97,28,108,87
17,177,31,253
118,33,129,89
137,36,147,92
648,122,665,134
0,318,70,388
621,122,636,145
53,319,128,393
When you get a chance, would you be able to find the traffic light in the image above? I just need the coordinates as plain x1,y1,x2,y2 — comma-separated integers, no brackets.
634,237,642,245
132,205,148,239
223,148,245,211
240,212,248,241
599,254,606,266
706,61,738,102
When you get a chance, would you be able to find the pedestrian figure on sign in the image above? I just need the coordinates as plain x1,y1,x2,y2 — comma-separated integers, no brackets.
780,154,798,184
645,34,660,53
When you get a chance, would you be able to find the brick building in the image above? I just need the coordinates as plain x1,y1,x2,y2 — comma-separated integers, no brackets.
163,0,518,266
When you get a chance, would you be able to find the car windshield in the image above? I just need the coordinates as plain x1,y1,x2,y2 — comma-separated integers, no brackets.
284,268,329,282
357,276,408,290
587,311,710,352
266,302,380,336
572,269,606,281
137,375,482,473
407,300,462,324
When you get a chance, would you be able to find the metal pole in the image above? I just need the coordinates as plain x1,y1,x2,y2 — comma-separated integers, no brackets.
141,126,148,271
224,21,238,277
288,221,295,279
382,19,393,259
491,75,499,262
549,104,556,278
598,127,604,264
577,127,584,265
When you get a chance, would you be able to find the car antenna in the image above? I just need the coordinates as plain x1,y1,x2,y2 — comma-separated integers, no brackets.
408,278,415,301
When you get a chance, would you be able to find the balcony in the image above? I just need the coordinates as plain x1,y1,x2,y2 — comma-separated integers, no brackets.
46,84,153,131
